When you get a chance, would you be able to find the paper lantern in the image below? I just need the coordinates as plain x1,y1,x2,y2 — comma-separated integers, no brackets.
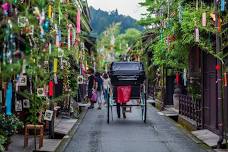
195,28,199,42
202,13,206,27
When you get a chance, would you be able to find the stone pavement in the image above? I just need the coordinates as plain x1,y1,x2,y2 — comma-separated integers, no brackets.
64,103,212,152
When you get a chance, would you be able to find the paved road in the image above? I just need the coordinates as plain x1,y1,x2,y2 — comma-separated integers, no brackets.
65,103,210,152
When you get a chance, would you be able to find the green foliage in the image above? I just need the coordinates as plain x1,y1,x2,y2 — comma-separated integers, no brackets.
0,135,6,152
139,0,226,69
0,114,23,137
90,7,144,36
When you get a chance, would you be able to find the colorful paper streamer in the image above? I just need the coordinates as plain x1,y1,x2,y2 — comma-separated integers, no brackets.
202,13,206,27
54,58,58,73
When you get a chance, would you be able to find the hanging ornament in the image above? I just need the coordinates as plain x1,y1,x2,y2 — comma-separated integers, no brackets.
218,16,221,32
58,48,64,58
76,9,81,34
202,12,206,27
49,42,52,54
1,2,10,16
73,28,76,46
6,82,13,116
58,2,63,25
43,20,50,32
40,25,45,39
18,16,28,27
55,25,60,47
221,0,225,11
54,58,58,73
195,27,199,42
176,73,180,85
48,80,54,97
183,69,187,86
68,24,72,50
40,9,45,24
33,7,41,19
224,72,227,87
178,3,183,23
48,4,52,19
54,74,58,84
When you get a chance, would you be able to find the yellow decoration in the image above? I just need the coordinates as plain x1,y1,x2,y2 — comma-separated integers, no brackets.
48,5,52,19
54,58,58,73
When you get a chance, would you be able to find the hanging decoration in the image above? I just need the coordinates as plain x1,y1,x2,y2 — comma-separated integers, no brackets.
48,4,52,19
202,12,206,27
43,20,50,32
48,80,54,97
54,58,58,73
58,2,63,25
176,72,180,85
178,3,183,23
224,72,227,87
76,9,81,34
195,27,199,42
6,82,13,116
1,2,10,16
183,69,187,86
221,0,225,11
68,24,72,50
218,16,221,32
49,42,52,54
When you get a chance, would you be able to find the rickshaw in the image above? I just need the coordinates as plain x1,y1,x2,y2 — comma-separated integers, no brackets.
107,61,147,123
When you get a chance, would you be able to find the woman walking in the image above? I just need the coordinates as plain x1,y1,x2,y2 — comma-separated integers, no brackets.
95,72,103,110
102,73,111,105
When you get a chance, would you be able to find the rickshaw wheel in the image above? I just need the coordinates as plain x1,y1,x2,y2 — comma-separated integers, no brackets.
144,93,147,123
107,93,110,124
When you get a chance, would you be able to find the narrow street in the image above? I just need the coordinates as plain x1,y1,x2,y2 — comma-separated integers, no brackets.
65,103,209,152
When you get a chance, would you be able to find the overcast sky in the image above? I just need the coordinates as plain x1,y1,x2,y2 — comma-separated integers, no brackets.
87,0,146,20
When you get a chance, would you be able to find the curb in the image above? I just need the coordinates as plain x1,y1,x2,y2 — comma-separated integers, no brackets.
54,108,88,152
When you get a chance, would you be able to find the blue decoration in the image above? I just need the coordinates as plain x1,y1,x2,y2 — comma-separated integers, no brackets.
6,82,13,116
221,0,225,11
43,20,50,32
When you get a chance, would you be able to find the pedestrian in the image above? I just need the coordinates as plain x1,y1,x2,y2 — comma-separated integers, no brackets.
95,72,103,110
87,68,95,109
102,73,111,105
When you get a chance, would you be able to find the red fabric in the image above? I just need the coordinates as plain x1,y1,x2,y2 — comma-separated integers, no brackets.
176,73,179,85
117,86,132,104
49,80,54,97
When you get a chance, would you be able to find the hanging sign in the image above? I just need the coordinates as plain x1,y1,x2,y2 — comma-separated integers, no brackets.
44,110,53,121
77,75,83,84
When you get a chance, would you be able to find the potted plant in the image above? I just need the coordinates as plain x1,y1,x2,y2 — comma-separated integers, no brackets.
0,114,24,150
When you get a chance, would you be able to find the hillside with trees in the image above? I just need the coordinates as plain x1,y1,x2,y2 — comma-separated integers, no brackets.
90,7,144,35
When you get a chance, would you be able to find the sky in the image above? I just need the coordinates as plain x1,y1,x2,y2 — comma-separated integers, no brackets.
87,0,146,20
